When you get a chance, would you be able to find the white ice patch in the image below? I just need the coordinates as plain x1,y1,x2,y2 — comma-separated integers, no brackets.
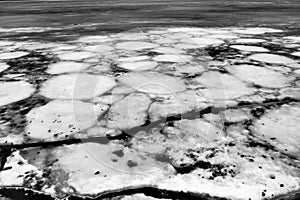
58,51,96,61
0,63,9,72
253,104,300,158
230,45,269,52
0,51,29,60
283,36,300,42
46,62,90,74
249,53,296,64
234,38,267,44
52,142,173,195
0,151,42,186
149,90,208,121
40,73,116,100
26,100,108,140
193,71,255,100
118,72,186,94
232,27,283,35
0,81,35,107
180,37,224,47
115,42,159,50
227,64,293,88
118,61,158,71
106,93,151,130
291,51,300,57
117,56,149,62
84,45,114,53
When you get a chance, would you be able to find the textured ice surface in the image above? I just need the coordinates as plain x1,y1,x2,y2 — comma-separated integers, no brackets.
46,62,90,74
40,73,116,99
118,61,158,71
253,104,300,158
0,81,35,107
26,100,108,140
0,26,300,200
193,71,255,100
118,72,186,94
106,93,151,130
227,64,293,88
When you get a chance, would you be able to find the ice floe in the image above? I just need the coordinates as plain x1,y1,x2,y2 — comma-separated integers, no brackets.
234,38,267,44
57,51,96,61
227,64,293,88
40,73,116,100
0,51,29,60
106,93,151,130
193,71,255,100
249,53,296,64
26,100,108,140
230,45,269,52
118,61,158,71
232,27,283,35
291,51,300,57
116,42,158,50
180,38,224,47
118,72,186,94
0,81,35,107
46,61,90,74
253,104,300,158
0,63,9,72
51,142,173,194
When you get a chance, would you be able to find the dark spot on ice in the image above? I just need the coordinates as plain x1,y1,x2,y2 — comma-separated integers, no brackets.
154,153,172,164
127,160,138,168
280,184,284,187
94,171,100,175
112,150,124,157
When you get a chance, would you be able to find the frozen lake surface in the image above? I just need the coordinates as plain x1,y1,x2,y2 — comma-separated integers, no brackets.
0,1,300,200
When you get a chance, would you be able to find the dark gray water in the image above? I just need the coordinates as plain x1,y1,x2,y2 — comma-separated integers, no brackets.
0,0,300,40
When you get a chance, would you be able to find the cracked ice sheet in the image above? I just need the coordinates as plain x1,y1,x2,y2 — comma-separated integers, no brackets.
0,26,300,200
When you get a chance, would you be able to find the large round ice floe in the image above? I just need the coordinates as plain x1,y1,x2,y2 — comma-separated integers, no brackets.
46,62,90,74
0,81,35,107
40,73,116,100
0,51,29,60
230,45,269,52
227,64,293,88
118,72,186,94
52,142,173,195
115,42,159,50
248,53,296,64
193,71,255,100
253,104,300,159
26,100,108,140
106,93,151,130
118,61,158,71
